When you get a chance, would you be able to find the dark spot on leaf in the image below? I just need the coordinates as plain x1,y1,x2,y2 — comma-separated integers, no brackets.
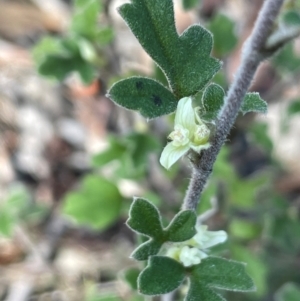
151,94,162,106
136,81,143,90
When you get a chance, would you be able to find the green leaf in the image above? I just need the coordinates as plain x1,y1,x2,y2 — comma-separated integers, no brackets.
208,14,238,57
92,136,127,167
275,283,300,301
38,54,95,84
240,92,267,115
126,133,161,167
122,267,141,290
126,198,164,238
165,210,197,242
62,175,122,230
250,122,273,152
71,0,101,39
200,83,225,121
186,281,225,301
192,257,255,292
287,99,300,116
118,0,221,98
272,43,300,73
182,0,201,11
131,239,163,261
138,256,185,295
108,77,178,119
283,10,300,26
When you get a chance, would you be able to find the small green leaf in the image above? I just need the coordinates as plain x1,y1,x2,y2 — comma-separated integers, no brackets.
118,0,221,98
108,77,178,119
165,210,197,242
200,83,225,121
240,92,267,115
208,14,238,57
182,0,201,11
126,198,164,237
192,257,255,292
122,267,141,290
186,281,225,301
131,239,162,261
275,283,300,301
62,175,122,230
138,256,185,295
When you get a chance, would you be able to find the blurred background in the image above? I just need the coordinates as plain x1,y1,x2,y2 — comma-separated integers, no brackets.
0,0,300,300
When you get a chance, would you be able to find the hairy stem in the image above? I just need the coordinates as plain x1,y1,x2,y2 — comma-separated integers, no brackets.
183,0,285,211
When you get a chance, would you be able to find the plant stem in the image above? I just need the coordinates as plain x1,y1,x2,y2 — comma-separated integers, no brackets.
182,0,285,211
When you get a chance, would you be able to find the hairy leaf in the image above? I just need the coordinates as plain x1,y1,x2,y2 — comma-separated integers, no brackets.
200,83,225,121
131,239,163,261
108,77,178,119
240,93,267,115
126,198,164,237
165,210,197,242
138,256,185,295
192,257,255,292
186,281,225,301
118,0,221,98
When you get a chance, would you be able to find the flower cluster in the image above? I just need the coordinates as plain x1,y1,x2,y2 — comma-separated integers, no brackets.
160,97,211,169
166,224,227,267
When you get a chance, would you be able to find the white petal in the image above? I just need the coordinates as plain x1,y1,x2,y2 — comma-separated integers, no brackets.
175,97,196,132
179,246,206,267
159,143,190,169
194,230,228,249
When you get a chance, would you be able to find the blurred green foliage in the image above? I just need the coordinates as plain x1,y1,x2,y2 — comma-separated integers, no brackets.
33,0,113,84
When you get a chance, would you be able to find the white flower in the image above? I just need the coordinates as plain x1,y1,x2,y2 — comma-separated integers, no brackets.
166,224,227,267
179,246,207,267
160,97,211,169
190,224,228,249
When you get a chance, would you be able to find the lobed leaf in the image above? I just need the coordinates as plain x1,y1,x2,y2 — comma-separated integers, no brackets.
191,257,255,292
131,239,163,261
240,93,267,115
165,210,197,242
126,198,164,238
200,83,225,121
138,256,185,295
108,77,178,119
118,0,221,98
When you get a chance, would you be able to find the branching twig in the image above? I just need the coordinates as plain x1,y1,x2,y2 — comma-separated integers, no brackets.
183,0,285,210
